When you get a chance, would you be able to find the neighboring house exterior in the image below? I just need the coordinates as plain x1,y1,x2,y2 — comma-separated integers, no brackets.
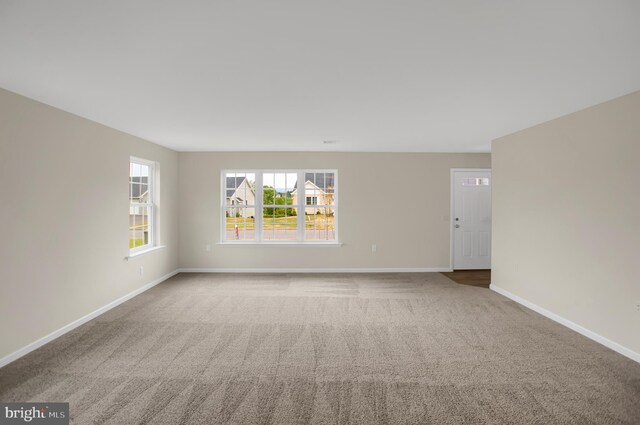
130,176,149,204
129,176,150,243
226,176,256,218
291,180,335,215
129,176,149,219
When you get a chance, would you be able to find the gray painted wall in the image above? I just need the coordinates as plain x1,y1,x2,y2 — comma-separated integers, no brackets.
178,152,491,270
0,89,179,360
492,91,640,356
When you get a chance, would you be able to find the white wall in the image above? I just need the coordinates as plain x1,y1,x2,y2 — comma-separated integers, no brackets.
0,88,179,361
178,152,490,270
492,91,640,356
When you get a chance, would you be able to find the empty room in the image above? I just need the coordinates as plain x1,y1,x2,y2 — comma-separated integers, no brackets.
0,1,639,424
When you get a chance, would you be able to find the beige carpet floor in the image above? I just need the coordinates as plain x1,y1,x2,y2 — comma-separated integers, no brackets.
1,272,639,424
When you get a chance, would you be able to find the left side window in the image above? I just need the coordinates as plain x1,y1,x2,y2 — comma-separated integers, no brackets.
129,158,155,252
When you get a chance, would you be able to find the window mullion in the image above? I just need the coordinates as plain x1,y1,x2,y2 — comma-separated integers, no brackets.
256,172,263,242
333,171,338,242
220,171,226,242
298,170,304,241
150,166,154,247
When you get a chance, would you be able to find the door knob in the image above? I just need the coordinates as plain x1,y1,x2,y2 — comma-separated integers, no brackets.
455,224,460,228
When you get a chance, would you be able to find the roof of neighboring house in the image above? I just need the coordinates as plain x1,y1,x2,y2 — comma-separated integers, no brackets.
292,173,334,192
130,176,148,198
226,176,256,198
292,179,335,195
305,173,334,189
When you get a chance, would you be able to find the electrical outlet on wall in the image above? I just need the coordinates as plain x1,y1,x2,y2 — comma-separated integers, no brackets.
205,244,212,252
139,266,144,277
371,244,377,252
635,300,640,311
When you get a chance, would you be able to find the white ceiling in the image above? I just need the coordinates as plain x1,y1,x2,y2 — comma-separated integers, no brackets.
0,1,639,152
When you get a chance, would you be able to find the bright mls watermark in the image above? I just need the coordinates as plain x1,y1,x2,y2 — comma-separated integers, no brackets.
1,403,68,424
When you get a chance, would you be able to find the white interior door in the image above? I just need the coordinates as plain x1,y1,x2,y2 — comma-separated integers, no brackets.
452,170,492,270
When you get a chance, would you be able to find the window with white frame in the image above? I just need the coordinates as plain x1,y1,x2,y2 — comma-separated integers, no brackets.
222,170,337,243
129,158,156,252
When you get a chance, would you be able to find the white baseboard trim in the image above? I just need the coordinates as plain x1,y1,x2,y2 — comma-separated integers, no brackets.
490,284,640,364
0,269,179,369
178,267,453,273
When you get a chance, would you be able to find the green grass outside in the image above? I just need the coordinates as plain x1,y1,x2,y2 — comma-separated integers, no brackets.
226,215,335,230
129,238,145,248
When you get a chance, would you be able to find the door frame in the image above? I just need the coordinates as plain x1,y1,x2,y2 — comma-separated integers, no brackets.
449,168,492,270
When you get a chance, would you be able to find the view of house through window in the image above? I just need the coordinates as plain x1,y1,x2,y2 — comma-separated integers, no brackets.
129,158,155,251
225,172,257,241
299,172,336,241
223,170,337,242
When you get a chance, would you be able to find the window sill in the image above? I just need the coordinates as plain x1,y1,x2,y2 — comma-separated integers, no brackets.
218,242,342,247
125,245,166,260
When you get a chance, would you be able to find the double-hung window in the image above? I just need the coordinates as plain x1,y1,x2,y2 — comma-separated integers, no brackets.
129,158,156,253
222,170,338,243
